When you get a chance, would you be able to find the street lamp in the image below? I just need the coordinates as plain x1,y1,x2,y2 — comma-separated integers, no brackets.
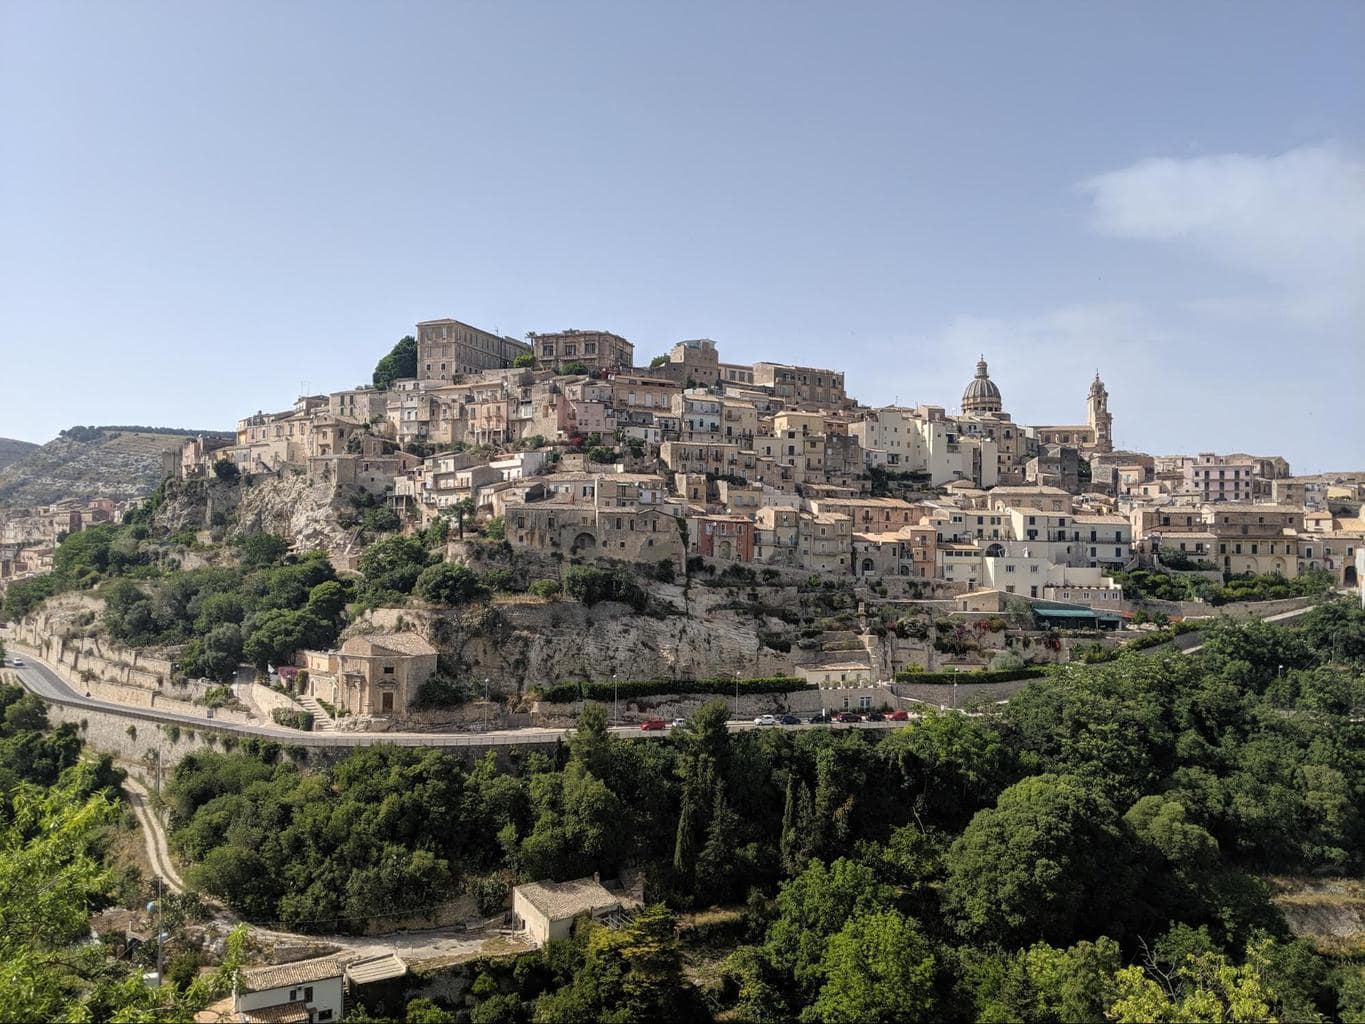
734,670,740,720
612,674,618,726
484,678,491,732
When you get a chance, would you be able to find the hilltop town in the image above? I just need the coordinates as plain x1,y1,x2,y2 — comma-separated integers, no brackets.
2,318,1363,726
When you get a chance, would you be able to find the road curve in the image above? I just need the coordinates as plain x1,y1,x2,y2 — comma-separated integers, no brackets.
4,645,906,749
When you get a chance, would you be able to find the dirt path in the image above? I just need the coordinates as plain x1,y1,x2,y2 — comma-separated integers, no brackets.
123,773,186,893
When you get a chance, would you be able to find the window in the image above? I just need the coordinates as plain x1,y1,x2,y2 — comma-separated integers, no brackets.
304,987,314,1002
383,666,394,675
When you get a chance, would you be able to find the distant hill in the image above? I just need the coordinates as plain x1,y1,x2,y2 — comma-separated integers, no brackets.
0,437,39,473
0,425,233,508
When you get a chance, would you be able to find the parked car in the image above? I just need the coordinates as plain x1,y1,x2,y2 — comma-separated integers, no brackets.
753,714,778,727
808,712,832,725
865,712,886,722
640,719,667,731
887,710,909,721
670,718,687,728
779,714,802,726
834,712,862,723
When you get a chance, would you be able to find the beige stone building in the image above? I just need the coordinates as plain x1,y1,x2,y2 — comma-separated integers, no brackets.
531,329,634,371
305,633,438,717
755,506,800,567
798,512,852,574
752,361,848,409
505,502,685,569
417,318,531,382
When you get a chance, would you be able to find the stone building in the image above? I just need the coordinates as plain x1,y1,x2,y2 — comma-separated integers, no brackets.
690,513,756,563
505,503,685,569
531,329,634,371
752,361,848,409
416,318,531,382
304,632,438,717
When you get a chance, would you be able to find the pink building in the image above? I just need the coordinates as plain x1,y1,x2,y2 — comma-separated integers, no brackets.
691,514,755,562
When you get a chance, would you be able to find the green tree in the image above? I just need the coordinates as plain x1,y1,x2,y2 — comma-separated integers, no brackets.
1107,939,1281,1023
967,937,1121,1024
415,562,489,606
236,532,288,568
649,354,670,367
765,857,891,995
445,497,477,540
944,773,1129,947
243,608,320,669
805,910,937,1024
512,353,535,368
358,535,433,598
373,335,418,389
568,703,613,779
212,458,239,483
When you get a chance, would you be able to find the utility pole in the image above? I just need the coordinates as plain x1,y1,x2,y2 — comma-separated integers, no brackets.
484,678,491,731
612,674,618,726
734,670,740,720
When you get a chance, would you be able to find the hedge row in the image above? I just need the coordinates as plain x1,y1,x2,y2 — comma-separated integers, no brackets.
893,667,1047,685
538,675,810,703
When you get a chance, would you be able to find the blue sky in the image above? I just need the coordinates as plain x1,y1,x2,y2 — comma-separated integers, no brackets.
2,2,1361,471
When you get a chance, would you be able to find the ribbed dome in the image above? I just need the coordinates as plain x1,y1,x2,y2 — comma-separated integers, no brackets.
962,356,1002,413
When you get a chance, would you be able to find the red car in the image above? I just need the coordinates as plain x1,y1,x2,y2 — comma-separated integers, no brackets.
887,710,909,721
639,719,667,731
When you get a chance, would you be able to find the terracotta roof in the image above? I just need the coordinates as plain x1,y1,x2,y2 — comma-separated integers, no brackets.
344,632,436,658
241,1003,312,1023
238,955,345,993
515,878,621,922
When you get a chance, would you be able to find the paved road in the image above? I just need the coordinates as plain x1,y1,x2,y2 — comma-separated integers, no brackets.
4,646,906,748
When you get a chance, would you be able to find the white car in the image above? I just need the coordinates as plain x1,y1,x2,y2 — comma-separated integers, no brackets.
670,718,687,728
10,658,23,667
753,714,778,727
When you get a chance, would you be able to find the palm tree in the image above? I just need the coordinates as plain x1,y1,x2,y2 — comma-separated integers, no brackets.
449,497,477,539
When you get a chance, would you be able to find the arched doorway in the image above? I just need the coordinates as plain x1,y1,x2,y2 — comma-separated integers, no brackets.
1346,564,1358,587
861,558,875,575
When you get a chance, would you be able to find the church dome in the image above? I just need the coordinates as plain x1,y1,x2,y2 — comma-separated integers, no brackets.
962,356,1002,414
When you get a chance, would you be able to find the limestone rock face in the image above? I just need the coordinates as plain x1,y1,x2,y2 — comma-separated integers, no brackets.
153,474,356,562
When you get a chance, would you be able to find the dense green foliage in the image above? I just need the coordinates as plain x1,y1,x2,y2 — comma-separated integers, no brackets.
165,602,1365,1019
0,683,252,1021
893,666,1047,684
373,335,418,389
1111,566,1335,605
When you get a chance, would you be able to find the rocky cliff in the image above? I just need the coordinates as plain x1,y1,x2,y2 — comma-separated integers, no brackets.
0,426,229,507
0,437,38,473
153,473,357,560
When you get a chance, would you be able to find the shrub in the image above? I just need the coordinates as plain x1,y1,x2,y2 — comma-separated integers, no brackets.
893,666,1046,684
271,708,314,731
563,565,646,611
416,562,489,606
528,578,561,599
413,675,468,709
479,568,521,593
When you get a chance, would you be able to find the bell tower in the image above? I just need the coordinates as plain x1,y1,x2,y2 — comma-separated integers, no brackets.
1088,371,1113,453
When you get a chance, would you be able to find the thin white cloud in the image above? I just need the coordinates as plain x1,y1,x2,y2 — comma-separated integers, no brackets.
1078,142,1365,325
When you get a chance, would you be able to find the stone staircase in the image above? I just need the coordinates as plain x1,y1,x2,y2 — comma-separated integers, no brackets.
295,694,336,731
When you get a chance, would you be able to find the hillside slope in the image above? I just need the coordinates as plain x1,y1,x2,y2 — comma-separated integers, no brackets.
0,426,230,507
0,437,39,473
